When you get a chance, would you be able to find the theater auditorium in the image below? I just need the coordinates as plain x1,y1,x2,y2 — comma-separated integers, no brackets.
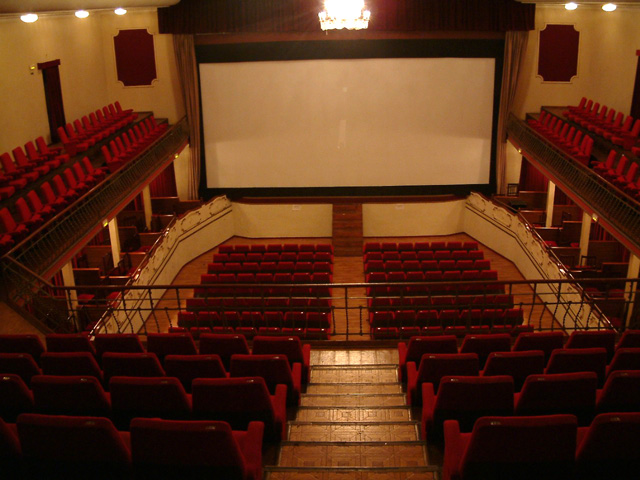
1,0,640,478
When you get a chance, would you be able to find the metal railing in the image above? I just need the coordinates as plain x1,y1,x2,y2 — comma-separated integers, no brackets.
3,267,634,339
2,117,189,277
506,114,640,254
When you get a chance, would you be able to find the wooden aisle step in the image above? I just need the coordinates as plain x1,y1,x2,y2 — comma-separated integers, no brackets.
332,203,363,256
264,349,440,479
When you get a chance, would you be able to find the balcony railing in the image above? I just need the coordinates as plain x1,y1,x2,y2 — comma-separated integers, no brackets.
2,117,189,278
506,113,640,255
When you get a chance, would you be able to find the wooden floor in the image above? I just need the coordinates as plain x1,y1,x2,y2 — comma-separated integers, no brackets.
148,233,557,339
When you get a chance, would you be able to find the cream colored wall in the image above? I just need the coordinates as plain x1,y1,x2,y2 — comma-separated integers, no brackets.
363,200,466,237
0,9,184,155
514,5,640,117
0,15,109,150
232,203,333,239
98,10,184,124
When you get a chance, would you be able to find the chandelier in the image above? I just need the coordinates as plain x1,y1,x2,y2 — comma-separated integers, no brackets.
318,0,371,31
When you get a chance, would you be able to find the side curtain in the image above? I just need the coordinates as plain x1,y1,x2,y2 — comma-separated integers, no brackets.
173,34,201,200
496,30,529,194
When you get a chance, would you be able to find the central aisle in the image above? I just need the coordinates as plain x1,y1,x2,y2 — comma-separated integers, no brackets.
265,348,439,480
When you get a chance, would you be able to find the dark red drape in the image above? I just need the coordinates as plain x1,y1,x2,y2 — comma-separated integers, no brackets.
158,0,535,35
38,60,65,143
150,165,178,197
519,158,548,192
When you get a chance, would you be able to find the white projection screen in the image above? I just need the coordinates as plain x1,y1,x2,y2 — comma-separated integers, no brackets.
200,56,496,190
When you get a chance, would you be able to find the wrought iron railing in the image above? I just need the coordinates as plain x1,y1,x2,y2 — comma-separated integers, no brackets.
2,272,634,339
506,113,640,254
2,117,189,277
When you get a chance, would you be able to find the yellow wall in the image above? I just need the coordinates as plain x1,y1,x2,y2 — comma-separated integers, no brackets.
0,10,183,153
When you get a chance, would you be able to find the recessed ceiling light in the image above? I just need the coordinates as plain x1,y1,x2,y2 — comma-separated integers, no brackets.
115,8,127,16
75,10,90,19
602,3,617,12
565,3,578,10
20,13,38,23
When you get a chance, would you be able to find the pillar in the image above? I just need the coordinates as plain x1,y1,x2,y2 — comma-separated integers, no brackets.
625,254,640,328
60,260,79,329
142,186,153,231
108,217,121,267
545,181,556,228
579,211,592,262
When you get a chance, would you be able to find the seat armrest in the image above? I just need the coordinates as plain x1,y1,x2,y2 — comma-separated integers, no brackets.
443,420,463,480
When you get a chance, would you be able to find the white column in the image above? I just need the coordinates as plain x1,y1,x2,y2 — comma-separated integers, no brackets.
108,217,121,267
545,181,556,228
142,186,153,231
60,261,79,329
625,254,640,328
579,211,592,262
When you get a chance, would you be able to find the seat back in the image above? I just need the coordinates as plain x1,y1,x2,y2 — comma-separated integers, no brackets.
406,335,459,363
0,334,45,362
130,418,248,479
32,375,110,417
417,353,479,396
0,417,21,476
198,334,250,370
192,376,275,431
0,353,42,386
164,354,227,392
145,333,197,362
102,352,165,385
459,415,577,480
93,334,145,359
544,347,607,385
0,373,34,422
564,330,616,360
459,334,511,368
607,348,640,374
230,354,297,404
512,331,565,361
110,376,191,429
596,370,640,413
575,412,640,479
515,372,597,424
482,350,545,391
431,375,514,435
45,333,96,355
251,335,305,364
616,329,640,349
40,352,103,382
17,413,131,478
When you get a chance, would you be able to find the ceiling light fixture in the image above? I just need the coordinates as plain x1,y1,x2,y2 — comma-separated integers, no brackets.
75,10,90,19
565,3,578,10
319,0,370,31
115,8,127,16
20,13,38,23
602,3,617,11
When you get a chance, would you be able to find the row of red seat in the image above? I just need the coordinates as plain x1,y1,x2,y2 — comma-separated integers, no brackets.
0,158,107,253
0,140,70,201
365,250,484,264
400,330,632,380
213,251,332,264
442,411,639,480
365,258,490,274
57,102,136,156
207,261,333,275
565,97,640,151
371,307,524,329
371,324,533,340
1,414,263,480
178,310,331,331
364,240,478,254
220,243,333,254
527,110,594,165
101,116,167,173
592,149,640,199
366,270,501,296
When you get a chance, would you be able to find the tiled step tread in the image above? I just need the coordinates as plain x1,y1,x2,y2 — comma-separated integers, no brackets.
310,369,398,383
295,407,412,423
277,444,429,468
266,468,437,479
288,423,419,442
301,394,406,407
306,384,403,395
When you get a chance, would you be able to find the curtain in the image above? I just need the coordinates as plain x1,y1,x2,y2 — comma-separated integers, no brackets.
519,158,548,192
496,30,529,194
173,34,201,200
150,165,178,197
